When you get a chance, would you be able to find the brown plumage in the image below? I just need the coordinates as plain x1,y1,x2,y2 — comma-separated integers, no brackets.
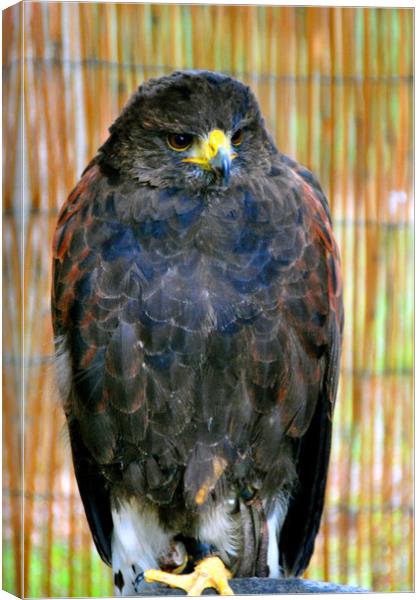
51,70,343,595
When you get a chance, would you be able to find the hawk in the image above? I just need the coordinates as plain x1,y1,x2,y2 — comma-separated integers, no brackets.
52,71,343,596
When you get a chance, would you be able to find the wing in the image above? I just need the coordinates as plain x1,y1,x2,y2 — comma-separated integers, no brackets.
52,165,115,564
66,416,114,565
52,164,151,564
275,157,344,576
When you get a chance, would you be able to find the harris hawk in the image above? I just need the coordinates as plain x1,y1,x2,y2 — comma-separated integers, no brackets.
51,71,343,596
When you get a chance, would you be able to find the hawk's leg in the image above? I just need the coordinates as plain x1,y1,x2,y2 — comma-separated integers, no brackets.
131,541,188,594
144,506,237,595
145,555,234,596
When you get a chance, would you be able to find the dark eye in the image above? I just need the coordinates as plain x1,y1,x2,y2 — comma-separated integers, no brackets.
167,133,193,152
231,129,244,147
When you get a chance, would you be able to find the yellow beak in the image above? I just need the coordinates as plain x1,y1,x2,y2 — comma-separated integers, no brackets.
182,129,236,183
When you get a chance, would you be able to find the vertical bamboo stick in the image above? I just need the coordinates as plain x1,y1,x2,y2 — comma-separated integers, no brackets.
362,9,377,587
2,4,22,213
191,5,204,71
97,3,112,141
44,400,61,597
68,472,76,597
336,9,353,582
328,8,336,212
78,4,95,161
229,5,239,78
405,11,414,588
115,5,126,110
2,373,22,596
295,10,304,162
352,7,365,586
306,8,314,169
2,12,23,580
381,11,395,588
274,7,283,150
275,6,296,156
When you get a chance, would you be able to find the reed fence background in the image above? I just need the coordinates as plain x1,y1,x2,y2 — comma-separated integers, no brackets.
2,2,413,597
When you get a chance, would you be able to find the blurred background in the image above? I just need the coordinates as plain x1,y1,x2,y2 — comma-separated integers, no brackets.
2,2,413,597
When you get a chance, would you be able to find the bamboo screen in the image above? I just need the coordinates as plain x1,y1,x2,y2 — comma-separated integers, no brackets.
2,3,413,597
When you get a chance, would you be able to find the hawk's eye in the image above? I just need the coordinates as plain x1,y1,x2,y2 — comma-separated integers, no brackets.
231,129,244,147
167,133,193,152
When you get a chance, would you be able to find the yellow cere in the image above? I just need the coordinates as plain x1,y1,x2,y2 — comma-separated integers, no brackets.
182,129,237,169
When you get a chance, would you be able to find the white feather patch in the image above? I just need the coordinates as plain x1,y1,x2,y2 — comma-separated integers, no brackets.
266,495,288,578
198,502,240,563
111,498,173,596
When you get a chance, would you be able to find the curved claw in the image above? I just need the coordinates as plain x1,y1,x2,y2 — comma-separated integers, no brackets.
145,556,234,596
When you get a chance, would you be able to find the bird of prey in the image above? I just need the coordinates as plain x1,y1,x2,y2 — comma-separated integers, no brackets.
51,70,343,596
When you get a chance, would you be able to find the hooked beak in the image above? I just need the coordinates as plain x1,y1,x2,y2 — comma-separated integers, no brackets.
210,146,231,185
182,129,236,185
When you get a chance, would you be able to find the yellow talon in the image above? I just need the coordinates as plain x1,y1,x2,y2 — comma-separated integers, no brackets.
145,556,234,596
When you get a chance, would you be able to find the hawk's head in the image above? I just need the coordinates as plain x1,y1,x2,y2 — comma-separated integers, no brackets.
98,71,275,192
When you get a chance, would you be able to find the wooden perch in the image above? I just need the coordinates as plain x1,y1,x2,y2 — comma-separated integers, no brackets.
137,577,369,595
